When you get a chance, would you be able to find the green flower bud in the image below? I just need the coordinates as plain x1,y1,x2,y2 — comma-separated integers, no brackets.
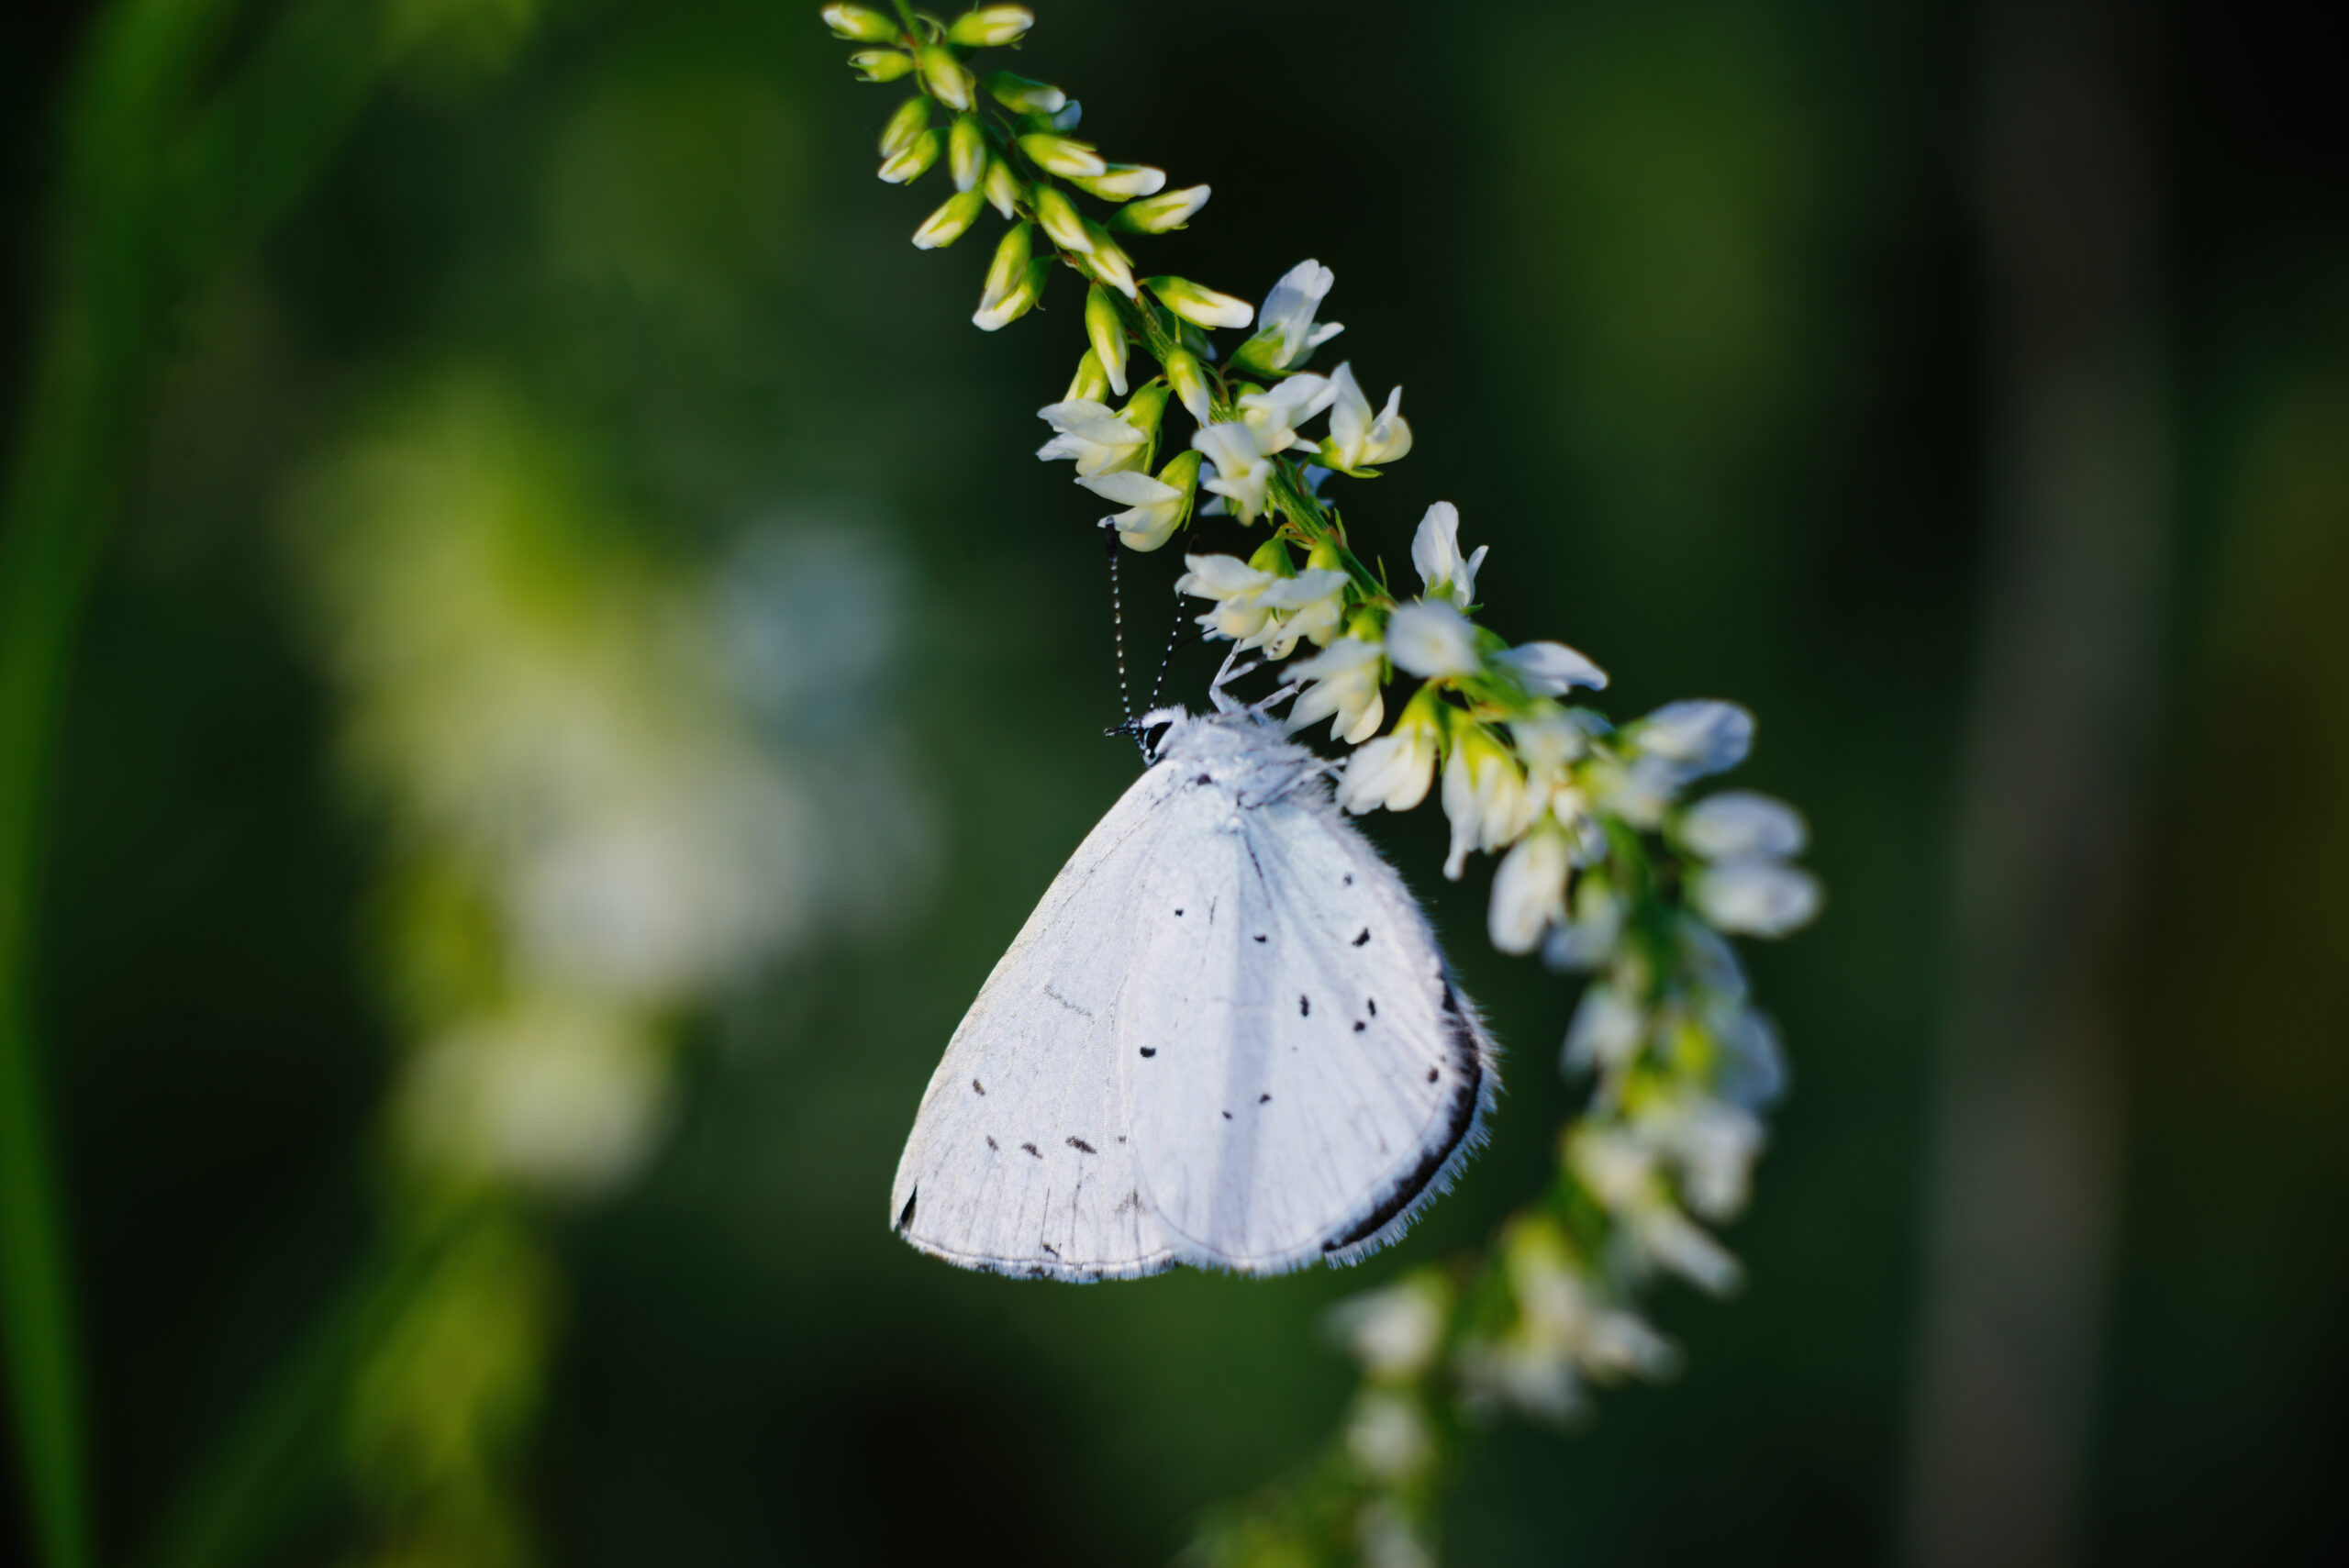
823,4,896,42
1121,382,1171,442
1065,349,1111,404
879,95,930,157
1080,224,1137,298
1017,133,1107,179
945,6,1034,47
1163,348,1213,423
1145,276,1254,330
913,185,986,250
1159,448,1204,497
1067,164,1167,204
983,72,1065,116
974,257,1052,331
1085,285,1130,396
948,114,987,192
917,45,975,110
849,49,916,83
1033,185,1090,253
1249,537,1297,576
980,222,1033,305
1109,183,1211,234
878,127,941,184
980,155,1023,219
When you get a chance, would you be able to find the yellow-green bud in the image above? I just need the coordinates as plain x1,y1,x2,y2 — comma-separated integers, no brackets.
1068,164,1167,204
917,46,975,110
880,96,930,157
913,186,986,250
1109,183,1210,235
945,6,1034,47
980,222,1033,304
1085,285,1130,396
1065,349,1111,404
948,115,987,192
980,156,1023,219
1033,185,1090,252
983,72,1065,115
1249,537,1297,576
1081,224,1136,297
878,128,942,184
1163,348,1212,423
849,49,916,83
823,4,896,42
1145,275,1254,330
1017,134,1107,179
974,257,1052,331
1121,383,1171,448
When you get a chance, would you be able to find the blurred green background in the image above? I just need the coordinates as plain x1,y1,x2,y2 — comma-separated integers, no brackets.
4,0,2345,1563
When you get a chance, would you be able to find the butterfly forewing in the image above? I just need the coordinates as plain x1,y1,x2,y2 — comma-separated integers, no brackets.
1120,758,1495,1275
888,767,1179,1280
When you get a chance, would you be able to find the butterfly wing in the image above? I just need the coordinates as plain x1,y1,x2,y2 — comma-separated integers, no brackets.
888,766,1181,1281
1120,774,1497,1275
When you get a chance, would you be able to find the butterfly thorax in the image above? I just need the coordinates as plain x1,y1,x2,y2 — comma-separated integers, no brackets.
1149,712,1326,807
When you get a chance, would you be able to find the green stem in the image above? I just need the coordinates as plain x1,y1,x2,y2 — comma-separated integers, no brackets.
2,4,392,1563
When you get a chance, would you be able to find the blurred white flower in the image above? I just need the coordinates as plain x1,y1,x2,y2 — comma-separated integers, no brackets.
1442,728,1532,879
1322,361,1412,472
1681,790,1808,861
1034,398,1149,476
1410,501,1486,604
1494,639,1608,695
1337,709,1441,814
1287,636,1386,745
1358,1501,1435,1568
1692,858,1822,937
1630,699,1754,775
1562,981,1646,1073
1328,1274,1451,1381
1385,600,1481,678
1633,1095,1765,1221
1488,828,1570,954
1345,1392,1434,1483
401,998,671,1197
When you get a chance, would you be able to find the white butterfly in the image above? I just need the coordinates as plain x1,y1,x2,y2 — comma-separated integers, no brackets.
889,709,1498,1279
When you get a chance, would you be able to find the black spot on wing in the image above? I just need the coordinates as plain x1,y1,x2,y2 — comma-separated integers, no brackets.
1353,929,1371,946
1139,1046,1156,1058
1300,995,1311,1017
897,1187,918,1230
1322,981,1486,1254
1259,1093,1272,1104
1254,933,1267,943
985,1135,998,1151
1021,1142,1042,1158
972,1079,985,1095
1367,997,1377,1017
1067,1137,1097,1154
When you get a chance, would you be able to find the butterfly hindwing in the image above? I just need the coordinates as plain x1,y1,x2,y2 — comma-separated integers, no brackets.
1119,748,1496,1275
888,766,1180,1280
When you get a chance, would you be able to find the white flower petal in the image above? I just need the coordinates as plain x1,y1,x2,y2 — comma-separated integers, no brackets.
1384,600,1481,678
1496,640,1609,695
1680,791,1808,861
1692,858,1821,937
